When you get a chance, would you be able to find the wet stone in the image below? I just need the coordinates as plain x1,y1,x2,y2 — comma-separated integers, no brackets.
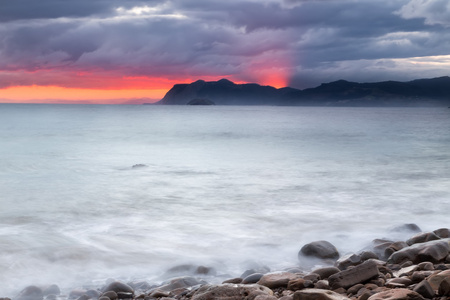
223,277,243,284
16,286,44,300
367,288,425,300
328,260,380,289
312,267,340,279
243,273,265,284
406,232,441,246
299,240,339,260
413,280,435,299
293,288,351,300
335,254,362,270
257,272,301,289
287,278,313,291
346,283,364,295
102,282,134,295
101,291,118,300
438,277,450,296
434,228,450,239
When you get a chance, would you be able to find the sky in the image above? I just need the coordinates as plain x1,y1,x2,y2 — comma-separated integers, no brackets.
1,0,450,104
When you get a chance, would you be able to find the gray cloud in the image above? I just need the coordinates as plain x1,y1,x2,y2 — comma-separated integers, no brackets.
1,0,449,91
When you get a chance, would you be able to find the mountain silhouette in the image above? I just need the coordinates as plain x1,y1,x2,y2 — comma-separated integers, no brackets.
154,77,450,106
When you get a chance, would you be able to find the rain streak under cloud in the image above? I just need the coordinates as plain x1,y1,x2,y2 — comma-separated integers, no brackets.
1,0,450,103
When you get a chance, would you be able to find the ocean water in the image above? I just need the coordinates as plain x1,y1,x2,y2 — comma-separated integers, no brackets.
0,104,449,296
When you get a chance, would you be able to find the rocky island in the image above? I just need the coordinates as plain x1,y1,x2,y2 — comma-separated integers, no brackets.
153,77,450,107
5,225,450,300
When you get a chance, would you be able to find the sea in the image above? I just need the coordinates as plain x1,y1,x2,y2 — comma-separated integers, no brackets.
0,104,449,296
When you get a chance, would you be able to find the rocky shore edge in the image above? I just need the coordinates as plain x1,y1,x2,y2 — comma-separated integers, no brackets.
3,225,450,300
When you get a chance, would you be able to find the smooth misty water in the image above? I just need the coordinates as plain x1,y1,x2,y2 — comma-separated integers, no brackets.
0,104,449,296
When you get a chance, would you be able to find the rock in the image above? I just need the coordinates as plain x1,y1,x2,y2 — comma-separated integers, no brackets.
388,239,450,264
241,266,270,278
347,283,364,295
98,297,110,300
132,164,147,169
328,260,379,289
335,254,361,270
102,282,134,294
191,284,273,300
41,286,60,297
417,262,433,270
413,280,435,299
86,290,101,299
367,288,425,300
434,228,450,238
287,279,313,291
14,290,40,300
257,272,301,289
293,288,351,300
116,292,132,299
15,286,44,300
242,273,265,284
223,278,243,284
389,224,422,234
312,267,340,279
299,241,339,260
359,251,379,261
384,241,409,258
438,277,450,296
406,232,441,246
158,276,202,292
149,289,170,298
69,290,88,299
386,277,412,288
101,291,118,300
254,296,277,300
303,273,320,283
427,270,450,292
314,280,330,290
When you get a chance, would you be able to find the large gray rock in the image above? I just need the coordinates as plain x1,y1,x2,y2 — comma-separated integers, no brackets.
191,284,273,300
328,260,379,289
293,288,350,300
299,241,339,260
406,232,441,246
388,239,450,264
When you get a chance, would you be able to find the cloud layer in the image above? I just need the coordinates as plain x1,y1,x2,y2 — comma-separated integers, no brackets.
1,0,450,94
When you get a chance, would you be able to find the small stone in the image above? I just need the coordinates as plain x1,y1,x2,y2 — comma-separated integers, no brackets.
257,272,301,289
434,228,450,239
426,269,450,291
16,286,44,300
42,285,60,296
389,224,422,234
335,254,362,271
387,277,413,286
242,273,264,284
413,280,435,299
149,289,170,298
101,291,118,300
287,278,314,291
367,288,425,300
328,260,380,289
299,240,340,260
98,297,111,300
411,272,426,283
293,288,351,300
417,262,433,270
360,251,379,261
117,292,133,299
347,284,364,295
102,282,134,295
384,241,409,258
314,280,331,290
254,296,277,300
191,284,273,300
223,278,243,284
438,277,450,296
303,273,320,283
311,267,340,279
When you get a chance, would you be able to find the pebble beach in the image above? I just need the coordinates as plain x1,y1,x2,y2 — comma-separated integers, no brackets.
3,224,450,300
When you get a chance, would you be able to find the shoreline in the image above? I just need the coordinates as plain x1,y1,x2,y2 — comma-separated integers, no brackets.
4,225,450,300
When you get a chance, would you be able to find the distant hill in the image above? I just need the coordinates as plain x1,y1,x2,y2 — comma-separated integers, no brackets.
153,77,450,107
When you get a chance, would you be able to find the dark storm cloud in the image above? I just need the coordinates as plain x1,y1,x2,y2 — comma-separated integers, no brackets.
1,0,450,90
